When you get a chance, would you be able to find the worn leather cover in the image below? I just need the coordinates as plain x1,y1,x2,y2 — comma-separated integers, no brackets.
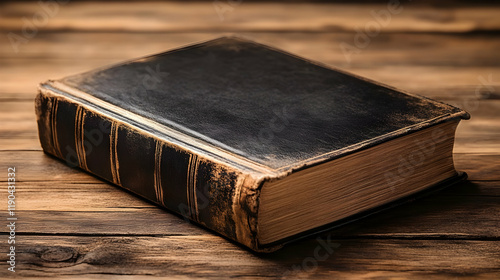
35,36,469,252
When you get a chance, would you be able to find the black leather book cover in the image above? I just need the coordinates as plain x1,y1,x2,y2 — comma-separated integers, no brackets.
35,36,469,252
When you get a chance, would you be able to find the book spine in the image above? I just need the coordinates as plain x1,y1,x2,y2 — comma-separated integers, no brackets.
35,88,265,251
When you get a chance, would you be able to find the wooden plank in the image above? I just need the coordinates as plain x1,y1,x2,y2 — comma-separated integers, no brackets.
0,180,497,237
0,151,101,183
0,235,498,279
0,138,40,151
331,180,500,238
3,32,500,68
0,59,107,98
2,2,500,33
455,119,500,154
2,182,158,212
4,209,207,236
454,154,500,181
0,100,38,141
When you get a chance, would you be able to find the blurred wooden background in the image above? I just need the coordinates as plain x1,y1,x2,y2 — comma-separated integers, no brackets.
1,1,499,279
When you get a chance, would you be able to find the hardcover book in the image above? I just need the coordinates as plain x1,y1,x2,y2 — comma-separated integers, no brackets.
35,36,469,252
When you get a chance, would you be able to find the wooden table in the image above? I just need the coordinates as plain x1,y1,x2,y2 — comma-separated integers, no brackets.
1,1,499,279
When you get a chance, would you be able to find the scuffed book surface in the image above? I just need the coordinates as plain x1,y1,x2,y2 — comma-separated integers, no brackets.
56,36,468,171
36,36,469,252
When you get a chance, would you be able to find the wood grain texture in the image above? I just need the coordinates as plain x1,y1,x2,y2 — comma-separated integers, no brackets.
0,179,498,237
1,2,500,33
0,1,499,279
1,236,499,279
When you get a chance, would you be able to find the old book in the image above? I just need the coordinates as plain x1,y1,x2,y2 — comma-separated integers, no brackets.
35,36,469,252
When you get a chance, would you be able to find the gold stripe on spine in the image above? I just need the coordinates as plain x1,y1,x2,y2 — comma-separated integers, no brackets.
186,155,193,219
192,156,200,221
75,106,88,171
109,122,121,186
153,140,164,206
186,154,199,221
74,106,81,167
50,98,62,158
